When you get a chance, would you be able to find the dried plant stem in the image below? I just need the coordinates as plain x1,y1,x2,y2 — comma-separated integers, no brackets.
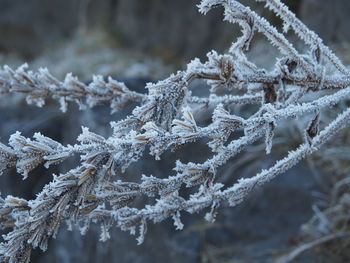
1,0,350,262
276,232,350,263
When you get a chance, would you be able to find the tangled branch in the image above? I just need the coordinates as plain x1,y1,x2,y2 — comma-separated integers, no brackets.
0,0,349,262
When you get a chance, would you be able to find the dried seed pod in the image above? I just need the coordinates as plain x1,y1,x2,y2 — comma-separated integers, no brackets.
305,113,320,145
219,56,234,80
312,45,322,64
263,85,277,104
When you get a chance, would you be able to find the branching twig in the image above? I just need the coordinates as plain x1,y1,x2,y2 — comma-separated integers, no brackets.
0,0,350,262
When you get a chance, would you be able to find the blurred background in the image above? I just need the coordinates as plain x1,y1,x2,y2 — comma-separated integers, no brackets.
1,0,350,262
0,0,349,77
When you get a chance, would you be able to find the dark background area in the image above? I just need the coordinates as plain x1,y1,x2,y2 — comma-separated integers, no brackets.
0,0,349,61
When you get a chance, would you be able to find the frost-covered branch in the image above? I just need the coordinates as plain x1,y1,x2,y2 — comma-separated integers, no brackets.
1,0,350,262
256,0,350,75
0,64,145,113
